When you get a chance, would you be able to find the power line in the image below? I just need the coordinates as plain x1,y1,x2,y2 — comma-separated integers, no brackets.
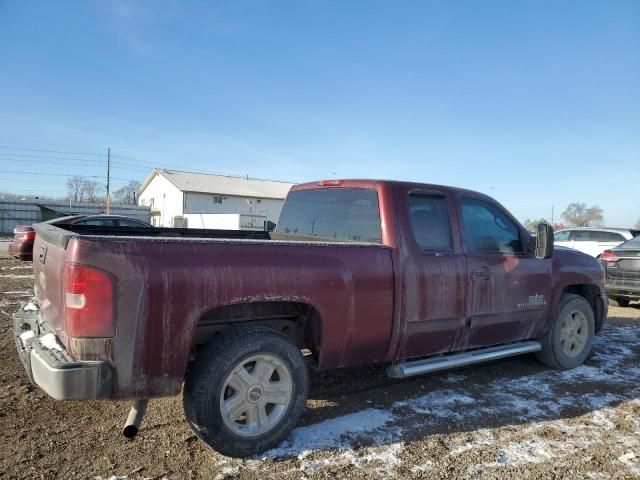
0,157,115,169
0,144,244,177
0,145,106,157
2,169,133,182
0,152,106,164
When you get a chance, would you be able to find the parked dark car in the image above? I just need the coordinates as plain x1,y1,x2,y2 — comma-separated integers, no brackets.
600,235,640,307
8,215,152,261
8,225,37,260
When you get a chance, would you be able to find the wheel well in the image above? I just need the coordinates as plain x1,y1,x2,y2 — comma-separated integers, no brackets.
192,301,322,358
562,284,604,332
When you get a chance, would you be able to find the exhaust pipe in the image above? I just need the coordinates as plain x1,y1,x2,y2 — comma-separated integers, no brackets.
122,399,148,439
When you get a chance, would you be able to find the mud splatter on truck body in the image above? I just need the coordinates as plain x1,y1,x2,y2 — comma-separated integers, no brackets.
20,179,606,404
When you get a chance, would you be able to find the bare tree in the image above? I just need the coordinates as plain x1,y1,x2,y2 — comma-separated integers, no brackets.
523,218,550,231
561,203,604,227
114,180,142,205
81,180,100,203
66,176,86,202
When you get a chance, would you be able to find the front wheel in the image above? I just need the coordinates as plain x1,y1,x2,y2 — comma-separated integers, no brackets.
183,326,309,458
536,294,595,369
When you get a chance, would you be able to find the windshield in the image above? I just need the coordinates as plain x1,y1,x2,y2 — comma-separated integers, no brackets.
276,188,382,243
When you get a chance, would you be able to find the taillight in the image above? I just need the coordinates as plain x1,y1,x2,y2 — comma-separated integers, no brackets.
16,231,36,241
318,179,344,187
63,263,115,337
14,226,35,241
599,250,619,265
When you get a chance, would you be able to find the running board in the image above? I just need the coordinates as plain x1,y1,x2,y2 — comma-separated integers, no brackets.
386,341,542,379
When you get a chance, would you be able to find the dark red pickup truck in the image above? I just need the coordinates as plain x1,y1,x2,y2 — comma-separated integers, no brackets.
14,179,607,457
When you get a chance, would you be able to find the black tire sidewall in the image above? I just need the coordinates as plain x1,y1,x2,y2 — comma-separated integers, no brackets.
549,296,595,369
184,329,309,458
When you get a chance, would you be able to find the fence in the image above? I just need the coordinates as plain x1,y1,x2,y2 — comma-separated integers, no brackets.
0,200,151,235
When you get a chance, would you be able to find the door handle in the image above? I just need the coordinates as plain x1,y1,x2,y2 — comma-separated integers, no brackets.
471,267,491,278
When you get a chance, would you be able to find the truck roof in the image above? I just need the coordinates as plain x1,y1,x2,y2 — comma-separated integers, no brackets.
292,179,486,198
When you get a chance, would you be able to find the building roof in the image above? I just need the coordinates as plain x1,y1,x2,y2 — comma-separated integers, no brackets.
140,169,295,200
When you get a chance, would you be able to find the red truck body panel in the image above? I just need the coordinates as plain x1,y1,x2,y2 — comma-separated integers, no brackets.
30,179,607,399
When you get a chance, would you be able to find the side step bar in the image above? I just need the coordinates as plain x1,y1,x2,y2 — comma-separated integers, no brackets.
386,341,542,379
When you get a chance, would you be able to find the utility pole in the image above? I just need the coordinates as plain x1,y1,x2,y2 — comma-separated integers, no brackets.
551,205,554,226
106,147,111,214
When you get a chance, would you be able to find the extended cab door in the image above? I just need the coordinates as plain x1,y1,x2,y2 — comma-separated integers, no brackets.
398,187,467,359
457,195,551,348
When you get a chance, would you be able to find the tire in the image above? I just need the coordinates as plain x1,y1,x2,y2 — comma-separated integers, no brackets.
609,297,630,308
536,294,595,369
183,326,309,458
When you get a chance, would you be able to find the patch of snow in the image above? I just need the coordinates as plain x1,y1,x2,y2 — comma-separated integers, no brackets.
394,390,476,419
19,330,35,342
0,274,33,278
23,301,38,311
214,466,240,479
618,451,640,476
264,407,394,457
496,439,564,465
259,324,640,476
411,460,433,472
442,373,467,383
1,265,32,270
2,290,32,296
39,332,63,351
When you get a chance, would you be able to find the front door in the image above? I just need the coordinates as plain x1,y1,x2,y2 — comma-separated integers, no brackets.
458,196,551,348
399,189,468,359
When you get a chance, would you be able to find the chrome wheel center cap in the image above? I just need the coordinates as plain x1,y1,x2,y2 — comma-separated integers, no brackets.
248,386,263,403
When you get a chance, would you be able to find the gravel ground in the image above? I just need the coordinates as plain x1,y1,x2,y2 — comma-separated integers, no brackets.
0,252,639,479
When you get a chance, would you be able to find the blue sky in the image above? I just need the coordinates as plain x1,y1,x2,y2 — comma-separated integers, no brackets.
0,0,638,226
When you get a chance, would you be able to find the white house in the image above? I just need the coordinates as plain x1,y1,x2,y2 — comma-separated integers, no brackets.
138,169,295,230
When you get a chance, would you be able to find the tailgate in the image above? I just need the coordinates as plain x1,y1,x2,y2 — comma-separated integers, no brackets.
32,223,75,345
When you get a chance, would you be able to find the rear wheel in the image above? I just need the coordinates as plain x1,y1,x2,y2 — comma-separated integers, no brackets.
183,326,309,458
536,294,595,369
609,296,630,308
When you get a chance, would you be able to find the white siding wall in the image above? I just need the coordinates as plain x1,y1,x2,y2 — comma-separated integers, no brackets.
184,192,285,224
183,213,267,230
138,174,184,227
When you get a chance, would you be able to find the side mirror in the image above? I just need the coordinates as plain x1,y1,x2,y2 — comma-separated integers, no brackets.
535,223,554,259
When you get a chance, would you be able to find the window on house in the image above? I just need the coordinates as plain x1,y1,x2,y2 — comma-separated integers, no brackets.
213,196,223,204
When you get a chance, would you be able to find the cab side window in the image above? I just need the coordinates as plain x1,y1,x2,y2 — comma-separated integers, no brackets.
599,231,625,242
554,230,571,242
570,230,598,241
460,197,522,254
409,194,453,251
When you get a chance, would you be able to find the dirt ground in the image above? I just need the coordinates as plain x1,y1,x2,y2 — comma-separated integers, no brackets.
1,246,639,479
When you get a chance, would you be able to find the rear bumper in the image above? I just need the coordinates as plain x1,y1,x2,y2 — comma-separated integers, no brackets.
8,241,33,260
605,282,640,299
13,304,112,400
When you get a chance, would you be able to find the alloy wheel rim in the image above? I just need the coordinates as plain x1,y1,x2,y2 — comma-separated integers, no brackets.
219,354,293,437
559,309,588,358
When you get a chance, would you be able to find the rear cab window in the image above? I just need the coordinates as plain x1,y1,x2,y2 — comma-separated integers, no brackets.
275,188,382,243
408,194,453,251
554,230,571,242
